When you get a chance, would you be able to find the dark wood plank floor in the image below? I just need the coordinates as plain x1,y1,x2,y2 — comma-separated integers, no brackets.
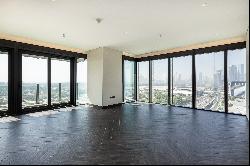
0,104,249,165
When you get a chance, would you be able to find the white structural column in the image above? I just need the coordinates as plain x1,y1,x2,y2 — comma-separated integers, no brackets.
87,47,123,106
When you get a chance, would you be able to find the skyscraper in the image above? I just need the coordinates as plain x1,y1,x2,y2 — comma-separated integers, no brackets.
229,65,238,81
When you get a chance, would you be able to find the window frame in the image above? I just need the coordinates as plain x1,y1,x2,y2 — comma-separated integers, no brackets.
0,48,10,116
123,42,246,116
0,39,86,115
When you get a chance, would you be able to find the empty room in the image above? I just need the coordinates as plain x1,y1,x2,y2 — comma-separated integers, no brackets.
0,0,249,165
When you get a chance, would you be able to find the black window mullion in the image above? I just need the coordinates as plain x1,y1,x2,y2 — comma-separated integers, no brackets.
224,50,228,113
168,58,171,105
70,57,77,106
8,48,13,115
122,58,124,102
134,61,137,101
171,58,174,105
48,57,51,108
192,53,196,109
16,49,22,114
149,60,152,103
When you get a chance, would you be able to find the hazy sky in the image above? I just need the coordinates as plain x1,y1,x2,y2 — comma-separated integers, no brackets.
1,54,88,83
136,48,246,83
196,51,224,77
77,60,87,83
51,59,70,83
22,56,48,83
152,59,168,84
0,48,246,83
124,61,134,84
173,55,192,81
138,61,149,85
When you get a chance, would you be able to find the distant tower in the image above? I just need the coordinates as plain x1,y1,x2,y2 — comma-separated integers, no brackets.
240,64,244,81
229,65,237,82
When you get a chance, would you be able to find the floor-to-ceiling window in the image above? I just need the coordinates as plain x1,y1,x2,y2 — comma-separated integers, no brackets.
124,60,135,102
51,59,70,104
152,59,168,104
196,52,225,112
228,48,247,115
77,58,88,104
137,61,149,102
0,51,8,112
171,56,192,107
22,55,48,108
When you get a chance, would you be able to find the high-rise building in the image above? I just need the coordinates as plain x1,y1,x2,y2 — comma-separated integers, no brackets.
240,64,245,81
229,65,238,81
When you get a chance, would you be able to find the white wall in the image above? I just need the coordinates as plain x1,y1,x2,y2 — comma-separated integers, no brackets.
246,29,249,120
87,47,123,106
87,47,103,106
102,47,123,106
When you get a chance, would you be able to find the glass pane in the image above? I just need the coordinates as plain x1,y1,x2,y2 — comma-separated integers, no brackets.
51,59,70,104
0,51,8,112
172,56,192,107
77,59,88,104
138,61,149,102
228,49,246,115
196,51,225,112
22,55,48,108
124,60,135,101
152,59,168,104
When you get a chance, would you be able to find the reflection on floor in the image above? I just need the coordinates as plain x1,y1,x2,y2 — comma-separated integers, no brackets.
0,104,249,165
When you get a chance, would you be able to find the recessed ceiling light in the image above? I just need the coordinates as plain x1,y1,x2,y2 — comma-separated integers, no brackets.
51,0,56,2
201,2,208,7
96,18,103,24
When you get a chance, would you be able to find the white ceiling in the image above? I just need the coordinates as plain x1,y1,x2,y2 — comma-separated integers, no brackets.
0,0,249,56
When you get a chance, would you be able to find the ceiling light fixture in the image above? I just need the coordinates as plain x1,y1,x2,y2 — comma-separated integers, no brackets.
61,33,66,38
201,2,208,7
96,18,103,24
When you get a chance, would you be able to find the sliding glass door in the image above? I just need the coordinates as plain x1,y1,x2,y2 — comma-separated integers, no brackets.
51,59,70,104
227,48,247,115
137,61,149,102
152,59,168,104
0,51,8,112
22,54,48,108
196,52,225,112
171,56,192,107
